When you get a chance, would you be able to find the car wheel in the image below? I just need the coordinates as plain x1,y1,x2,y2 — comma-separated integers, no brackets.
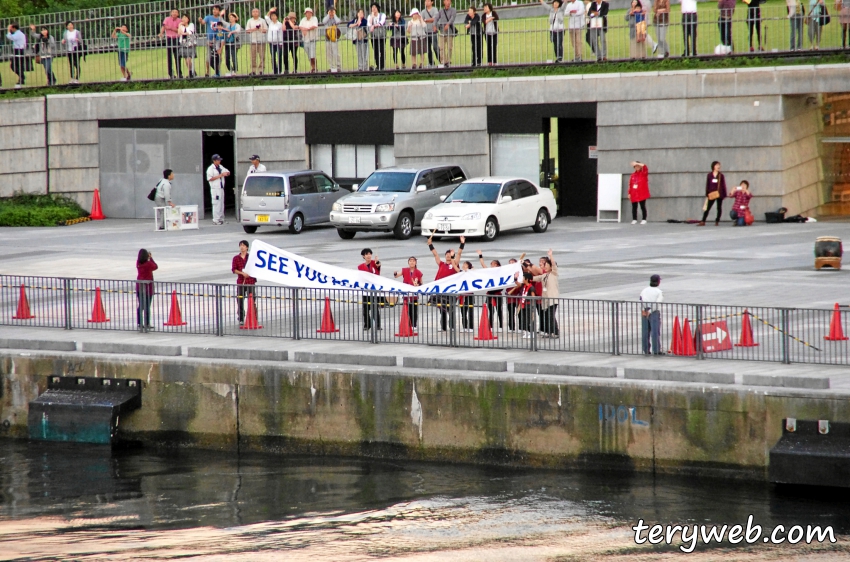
533,208,550,233
483,216,499,242
337,229,356,240
242,225,258,234
289,213,304,234
393,212,414,240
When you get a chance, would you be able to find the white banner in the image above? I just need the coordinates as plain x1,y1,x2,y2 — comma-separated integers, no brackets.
244,239,522,295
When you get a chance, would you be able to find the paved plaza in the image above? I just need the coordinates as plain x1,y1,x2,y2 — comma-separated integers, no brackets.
3,216,849,309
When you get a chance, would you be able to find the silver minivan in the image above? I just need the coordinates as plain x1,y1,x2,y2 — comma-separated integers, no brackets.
240,170,348,234
329,164,468,240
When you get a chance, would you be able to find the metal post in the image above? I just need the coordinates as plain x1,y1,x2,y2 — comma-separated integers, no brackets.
695,304,703,360
292,288,300,340
370,291,378,344
63,278,72,330
530,300,537,352
781,308,791,364
611,301,620,355
449,296,457,348
214,284,223,337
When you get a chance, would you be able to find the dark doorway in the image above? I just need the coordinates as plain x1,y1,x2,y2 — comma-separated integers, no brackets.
558,118,597,217
202,131,236,214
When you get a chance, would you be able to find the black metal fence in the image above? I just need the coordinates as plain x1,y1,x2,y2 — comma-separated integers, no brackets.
2,274,849,365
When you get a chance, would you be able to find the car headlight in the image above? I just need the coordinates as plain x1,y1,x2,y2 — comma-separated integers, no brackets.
375,203,395,213
461,212,481,220
332,202,342,212
425,212,433,220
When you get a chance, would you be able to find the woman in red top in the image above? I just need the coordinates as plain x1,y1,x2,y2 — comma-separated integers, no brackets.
729,180,753,226
508,271,537,339
359,248,382,331
394,257,423,328
136,248,158,332
629,161,650,224
699,160,727,226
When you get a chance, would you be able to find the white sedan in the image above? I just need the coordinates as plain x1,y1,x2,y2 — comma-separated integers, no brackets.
420,177,557,241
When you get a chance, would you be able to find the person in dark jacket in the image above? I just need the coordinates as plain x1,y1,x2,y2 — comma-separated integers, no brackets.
464,6,483,66
389,9,407,69
136,249,158,332
587,0,609,60
747,0,763,50
699,161,727,226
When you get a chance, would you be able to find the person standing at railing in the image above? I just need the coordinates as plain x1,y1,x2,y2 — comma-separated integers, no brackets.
61,21,83,84
284,12,301,72
746,0,764,51
112,25,132,81
368,3,387,70
211,20,226,77
422,0,440,66
199,5,227,77
6,24,27,88
541,0,565,62
389,9,408,69
394,257,423,328
265,8,285,75
246,8,268,75
626,0,647,59
29,25,56,86
408,9,427,69
639,274,663,355
718,0,735,51
458,261,476,332
232,240,257,326
699,160,727,226
483,4,499,65
808,0,827,50
299,7,320,73
178,14,197,78
359,248,383,331
427,233,463,332
681,0,698,56
464,6,483,67
323,6,343,72
532,249,559,338
787,0,805,49
565,0,585,61
224,12,242,76
587,0,608,61
159,9,183,79
652,0,669,57
477,252,504,331
435,0,457,66
136,249,158,333
513,272,537,339
839,0,850,48
349,9,370,71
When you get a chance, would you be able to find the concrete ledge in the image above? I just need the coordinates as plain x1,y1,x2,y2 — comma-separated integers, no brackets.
514,362,617,378
742,374,830,390
188,347,288,362
403,356,507,372
294,351,396,367
81,342,182,357
0,338,77,352
625,368,735,385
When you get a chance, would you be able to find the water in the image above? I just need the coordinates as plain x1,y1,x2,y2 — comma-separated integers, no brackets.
2,440,850,561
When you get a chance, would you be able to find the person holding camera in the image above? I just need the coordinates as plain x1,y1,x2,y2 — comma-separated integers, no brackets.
136,249,158,333
111,24,132,81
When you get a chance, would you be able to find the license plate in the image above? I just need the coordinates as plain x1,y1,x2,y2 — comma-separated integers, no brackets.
348,216,361,224
256,214,270,223
438,223,451,231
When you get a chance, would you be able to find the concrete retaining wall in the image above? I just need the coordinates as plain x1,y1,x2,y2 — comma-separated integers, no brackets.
2,351,849,479
0,98,46,198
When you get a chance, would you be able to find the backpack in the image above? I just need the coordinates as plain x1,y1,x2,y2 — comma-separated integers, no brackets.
147,180,161,201
326,23,339,42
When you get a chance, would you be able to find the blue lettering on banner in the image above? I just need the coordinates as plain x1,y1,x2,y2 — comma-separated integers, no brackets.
472,280,483,290
317,273,328,284
277,256,289,274
255,249,267,268
598,403,649,427
305,268,317,282
294,261,306,278
442,284,456,293
267,253,278,272
499,276,512,286
484,279,496,289
459,281,469,292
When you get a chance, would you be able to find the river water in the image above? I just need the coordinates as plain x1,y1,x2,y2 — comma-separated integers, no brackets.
2,440,850,561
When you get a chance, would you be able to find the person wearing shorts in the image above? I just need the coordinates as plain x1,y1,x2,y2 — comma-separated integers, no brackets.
299,7,319,72
112,24,132,80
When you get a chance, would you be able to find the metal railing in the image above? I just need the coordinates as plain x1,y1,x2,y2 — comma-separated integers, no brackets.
2,274,849,365
1,6,848,88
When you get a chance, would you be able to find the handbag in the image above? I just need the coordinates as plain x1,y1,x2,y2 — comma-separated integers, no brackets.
707,190,720,201
35,54,42,64
821,5,831,24
326,24,340,42
147,180,161,202
744,208,755,226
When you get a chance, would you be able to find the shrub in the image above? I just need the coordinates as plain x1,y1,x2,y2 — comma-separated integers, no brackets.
0,193,88,227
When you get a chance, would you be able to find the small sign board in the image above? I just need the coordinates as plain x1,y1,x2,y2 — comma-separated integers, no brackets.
700,321,733,353
588,146,598,159
155,205,199,232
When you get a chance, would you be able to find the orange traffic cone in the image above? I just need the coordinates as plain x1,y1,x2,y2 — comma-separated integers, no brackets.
395,304,417,337
474,304,497,341
681,318,697,356
668,316,682,355
316,296,339,333
89,189,105,220
12,284,35,319
735,309,759,347
163,290,187,326
87,286,110,323
824,303,849,341
240,292,263,330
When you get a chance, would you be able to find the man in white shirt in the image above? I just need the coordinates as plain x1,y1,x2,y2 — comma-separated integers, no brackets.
6,24,27,87
421,0,440,67
680,0,697,56
246,8,268,75
206,154,230,225
248,155,267,174
639,274,664,355
564,0,585,61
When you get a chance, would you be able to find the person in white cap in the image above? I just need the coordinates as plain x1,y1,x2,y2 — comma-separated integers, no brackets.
322,6,342,72
299,7,320,72
206,154,230,225
407,8,427,69
248,155,266,174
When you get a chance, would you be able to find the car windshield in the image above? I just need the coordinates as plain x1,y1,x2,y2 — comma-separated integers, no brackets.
243,176,284,197
445,182,502,203
357,172,416,193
